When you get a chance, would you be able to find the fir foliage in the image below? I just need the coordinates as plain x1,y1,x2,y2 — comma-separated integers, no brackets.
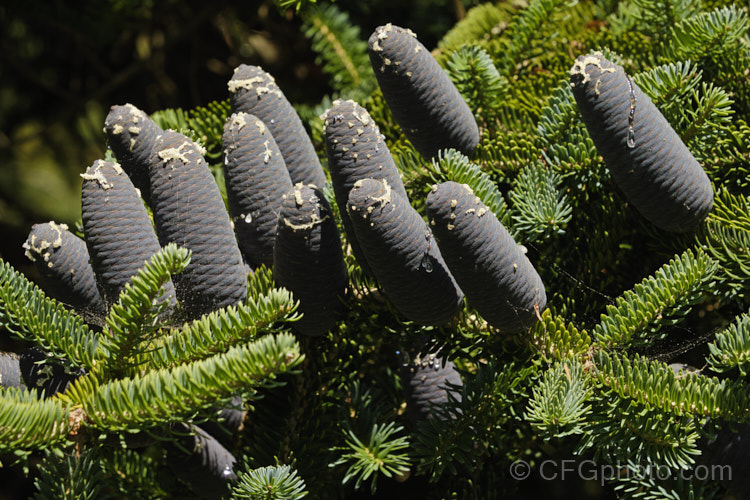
100,243,190,376
509,161,572,243
0,387,69,456
592,248,717,348
232,464,308,500
526,358,592,439
0,258,100,369
5,0,750,497
301,3,375,101
32,450,104,500
61,332,302,431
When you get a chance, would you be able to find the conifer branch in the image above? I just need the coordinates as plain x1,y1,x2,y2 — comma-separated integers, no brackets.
592,248,717,348
526,358,591,439
0,258,101,369
0,387,70,455
61,333,302,431
590,350,750,421
100,243,190,376
232,464,308,500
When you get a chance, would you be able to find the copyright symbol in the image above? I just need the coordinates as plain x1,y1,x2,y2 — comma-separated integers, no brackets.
509,459,531,480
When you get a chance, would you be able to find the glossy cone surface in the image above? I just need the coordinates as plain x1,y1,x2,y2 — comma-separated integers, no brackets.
570,53,713,232
228,65,326,188
149,130,247,318
23,222,105,316
426,181,546,333
81,160,176,310
223,112,293,268
273,184,347,336
368,23,479,160
347,178,463,325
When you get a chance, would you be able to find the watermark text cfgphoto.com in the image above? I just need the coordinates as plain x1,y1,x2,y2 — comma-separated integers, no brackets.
509,459,732,486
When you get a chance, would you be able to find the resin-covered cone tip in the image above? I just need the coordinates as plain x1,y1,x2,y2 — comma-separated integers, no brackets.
323,98,407,276
368,23,479,160
426,181,546,333
104,103,162,203
81,159,177,311
23,221,105,316
228,65,326,188
273,183,347,336
222,112,293,268
347,178,463,325
149,130,247,318
569,52,713,232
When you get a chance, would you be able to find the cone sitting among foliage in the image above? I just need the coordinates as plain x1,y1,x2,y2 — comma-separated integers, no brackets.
222,112,294,269
323,98,408,275
5,1,750,498
81,159,177,312
228,64,326,189
273,183,347,336
103,103,163,205
400,346,462,422
346,177,463,325
569,52,714,233
22,222,105,317
165,424,237,500
148,130,247,318
368,23,479,160
426,181,546,334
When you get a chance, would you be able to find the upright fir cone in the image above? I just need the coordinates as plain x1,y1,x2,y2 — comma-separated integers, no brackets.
222,112,293,268
400,347,462,421
368,23,479,160
23,222,105,316
0,351,21,389
104,103,163,204
81,160,177,311
166,424,237,500
149,130,247,318
569,52,713,232
323,99,408,275
426,181,546,334
346,178,463,325
273,184,347,336
228,65,326,189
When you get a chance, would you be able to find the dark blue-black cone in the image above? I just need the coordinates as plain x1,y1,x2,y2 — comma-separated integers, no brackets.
346,178,463,325
222,112,294,268
23,222,105,317
368,24,479,160
273,184,347,336
228,65,326,189
19,347,84,397
426,181,546,334
81,160,177,312
569,52,713,232
401,348,462,421
149,130,247,319
165,424,237,500
323,99,408,276
104,103,163,204
0,351,21,389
